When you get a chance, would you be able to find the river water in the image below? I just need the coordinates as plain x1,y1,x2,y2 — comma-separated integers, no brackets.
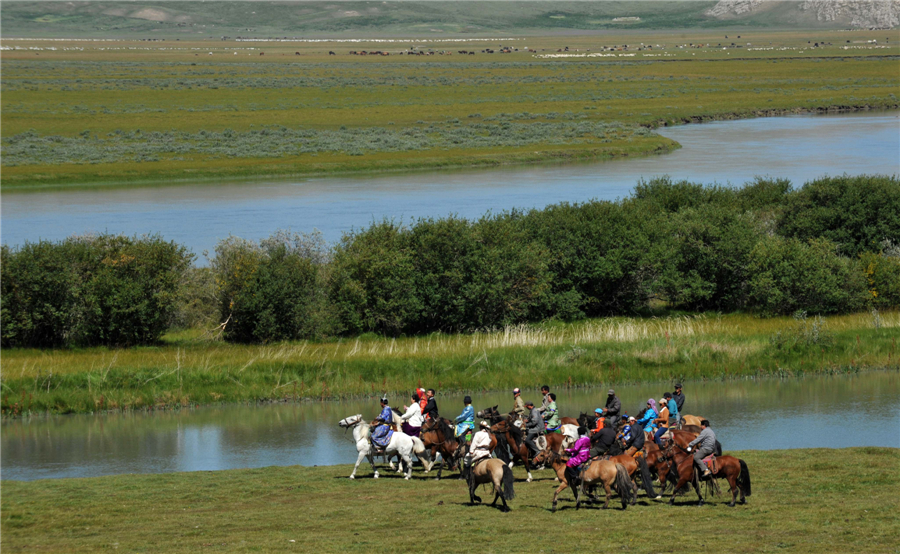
2,371,898,481
2,112,898,258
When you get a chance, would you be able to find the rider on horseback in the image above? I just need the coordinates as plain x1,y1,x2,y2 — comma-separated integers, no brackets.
563,427,591,489
687,419,717,478
370,395,394,453
468,420,493,464
422,389,439,422
399,393,424,437
511,388,527,421
590,420,616,458
524,400,544,457
543,393,560,432
622,415,646,457
454,396,475,442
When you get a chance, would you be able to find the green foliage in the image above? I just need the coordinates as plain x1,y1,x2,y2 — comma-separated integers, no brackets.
859,246,900,309
768,310,834,353
747,236,869,316
330,221,422,336
659,203,764,311
632,176,736,213
777,174,900,257
212,231,337,343
1,235,192,347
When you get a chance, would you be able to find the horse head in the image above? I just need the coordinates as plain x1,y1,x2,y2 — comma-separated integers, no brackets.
338,414,363,428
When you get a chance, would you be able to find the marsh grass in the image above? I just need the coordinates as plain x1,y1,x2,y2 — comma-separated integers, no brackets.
2,311,897,415
1,448,897,553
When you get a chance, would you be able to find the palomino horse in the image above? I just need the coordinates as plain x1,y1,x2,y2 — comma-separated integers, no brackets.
338,414,428,480
465,458,516,512
665,447,751,507
535,450,633,511
490,419,535,482
681,414,705,427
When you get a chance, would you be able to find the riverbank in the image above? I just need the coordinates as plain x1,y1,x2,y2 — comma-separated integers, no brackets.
2,447,897,553
3,311,897,417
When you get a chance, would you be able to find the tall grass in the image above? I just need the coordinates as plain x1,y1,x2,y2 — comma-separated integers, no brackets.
2,311,897,415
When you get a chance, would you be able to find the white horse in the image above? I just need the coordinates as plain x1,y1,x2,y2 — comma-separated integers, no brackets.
339,414,430,480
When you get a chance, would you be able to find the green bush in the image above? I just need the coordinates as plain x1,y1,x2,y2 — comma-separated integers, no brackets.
1,235,192,347
330,221,422,336
212,232,337,343
659,203,764,311
859,247,900,309
1,241,82,348
747,237,869,316
777,175,900,257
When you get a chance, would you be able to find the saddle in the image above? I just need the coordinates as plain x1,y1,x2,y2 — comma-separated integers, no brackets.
702,454,719,475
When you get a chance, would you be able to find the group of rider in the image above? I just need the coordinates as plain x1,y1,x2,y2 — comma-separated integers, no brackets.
371,381,716,480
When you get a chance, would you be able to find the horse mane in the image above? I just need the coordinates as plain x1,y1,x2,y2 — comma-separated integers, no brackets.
506,419,523,446
434,417,455,441
391,407,403,415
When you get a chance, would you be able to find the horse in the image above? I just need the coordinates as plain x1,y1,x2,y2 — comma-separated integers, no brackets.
607,451,659,501
338,414,428,480
534,450,633,511
464,457,516,512
490,419,535,482
681,414,705,427
420,417,467,480
664,445,751,506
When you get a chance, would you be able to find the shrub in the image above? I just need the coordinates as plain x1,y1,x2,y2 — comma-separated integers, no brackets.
1,235,192,347
330,221,422,336
659,203,764,311
777,174,900,257
212,232,336,343
747,237,869,316
858,247,900,309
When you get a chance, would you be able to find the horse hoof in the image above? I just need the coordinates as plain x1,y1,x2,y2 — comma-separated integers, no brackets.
373,474,379,479
405,476,410,480
349,475,355,480
655,496,662,500
508,461,514,469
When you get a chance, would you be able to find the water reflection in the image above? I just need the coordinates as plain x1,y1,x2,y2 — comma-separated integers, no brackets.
2,371,897,481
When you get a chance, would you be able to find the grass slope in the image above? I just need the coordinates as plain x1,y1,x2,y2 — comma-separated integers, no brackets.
1,448,898,553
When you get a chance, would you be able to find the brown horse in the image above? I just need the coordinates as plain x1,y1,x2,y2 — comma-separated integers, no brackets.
490,419,535,482
608,452,659,501
419,418,466,479
535,450,633,511
664,448,751,507
681,414,705,427
465,458,516,512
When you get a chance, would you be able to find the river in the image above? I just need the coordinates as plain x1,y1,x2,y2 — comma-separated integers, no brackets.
2,371,898,481
2,112,898,258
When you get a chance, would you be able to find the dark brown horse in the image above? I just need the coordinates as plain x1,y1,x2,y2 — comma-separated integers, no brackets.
490,419,535,482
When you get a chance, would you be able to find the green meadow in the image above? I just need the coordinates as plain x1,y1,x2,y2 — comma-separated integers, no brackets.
3,311,897,416
2,29,898,188
2,448,897,553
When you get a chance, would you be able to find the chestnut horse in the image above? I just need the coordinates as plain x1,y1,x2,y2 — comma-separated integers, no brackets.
535,450,633,511
665,447,751,506
490,419,535,482
420,417,467,479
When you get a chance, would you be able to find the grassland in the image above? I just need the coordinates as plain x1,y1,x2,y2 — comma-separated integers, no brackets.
2,28,898,188
2,310,897,416
1,448,898,553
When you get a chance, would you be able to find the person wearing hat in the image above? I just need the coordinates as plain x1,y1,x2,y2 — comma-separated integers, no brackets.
687,419,716,478
454,395,475,441
399,393,424,437
469,420,493,464
537,385,551,414
524,400,544,457
653,397,670,445
623,415,646,457
370,395,395,451
602,389,621,428
563,426,592,489
673,383,685,414
664,392,679,429
511,388,527,419
592,408,606,435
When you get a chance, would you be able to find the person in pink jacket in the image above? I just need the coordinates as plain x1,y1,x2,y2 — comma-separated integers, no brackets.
564,426,591,489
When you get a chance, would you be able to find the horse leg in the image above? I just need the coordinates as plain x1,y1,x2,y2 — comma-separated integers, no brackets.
727,474,739,507
551,482,567,513
402,452,414,480
630,479,638,505
350,448,368,479
602,482,612,509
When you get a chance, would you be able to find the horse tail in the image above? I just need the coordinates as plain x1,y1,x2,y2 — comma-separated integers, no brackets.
500,463,516,501
411,436,426,455
614,463,634,507
739,459,752,497
637,455,657,498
